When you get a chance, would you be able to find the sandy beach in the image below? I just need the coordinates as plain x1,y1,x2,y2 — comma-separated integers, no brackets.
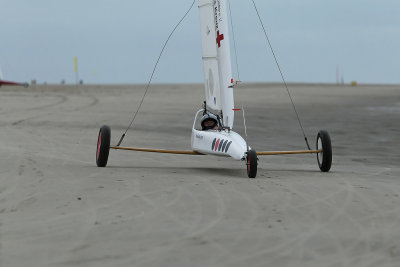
0,83,399,266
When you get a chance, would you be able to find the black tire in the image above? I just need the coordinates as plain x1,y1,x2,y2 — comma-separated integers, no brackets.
246,150,258,178
316,130,332,172
96,125,111,167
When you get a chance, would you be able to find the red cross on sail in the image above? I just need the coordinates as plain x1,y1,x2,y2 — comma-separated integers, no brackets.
216,31,224,47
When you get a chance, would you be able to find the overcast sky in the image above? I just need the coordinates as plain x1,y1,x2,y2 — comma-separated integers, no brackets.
1,0,399,84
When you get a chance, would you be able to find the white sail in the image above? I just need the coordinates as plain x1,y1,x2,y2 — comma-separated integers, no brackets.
199,0,235,128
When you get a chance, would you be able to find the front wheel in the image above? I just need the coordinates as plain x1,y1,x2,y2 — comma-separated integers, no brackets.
316,130,332,172
246,150,258,178
96,125,111,167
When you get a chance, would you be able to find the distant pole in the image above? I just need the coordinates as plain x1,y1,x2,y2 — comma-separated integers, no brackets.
336,65,340,85
73,57,79,85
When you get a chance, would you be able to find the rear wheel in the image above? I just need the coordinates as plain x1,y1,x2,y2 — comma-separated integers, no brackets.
96,125,111,167
246,150,258,178
316,130,332,172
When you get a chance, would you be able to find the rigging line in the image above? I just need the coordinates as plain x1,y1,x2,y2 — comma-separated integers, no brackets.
227,0,241,81
116,0,196,147
250,0,311,150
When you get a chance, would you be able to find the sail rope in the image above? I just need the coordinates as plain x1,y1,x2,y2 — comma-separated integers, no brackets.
116,0,196,147
227,0,241,82
250,0,311,150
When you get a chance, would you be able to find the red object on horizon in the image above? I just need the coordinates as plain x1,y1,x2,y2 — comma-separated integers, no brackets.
0,79,27,87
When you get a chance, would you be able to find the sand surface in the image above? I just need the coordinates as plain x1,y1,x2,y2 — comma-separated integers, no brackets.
0,83,399,267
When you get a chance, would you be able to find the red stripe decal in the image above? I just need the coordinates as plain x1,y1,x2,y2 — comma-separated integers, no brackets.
214,139,220,151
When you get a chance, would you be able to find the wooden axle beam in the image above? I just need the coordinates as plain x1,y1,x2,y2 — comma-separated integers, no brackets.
257,150,322,156
110,146,202,155
110,146,322,156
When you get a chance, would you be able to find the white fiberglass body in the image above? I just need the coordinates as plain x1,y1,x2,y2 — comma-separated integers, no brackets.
191,110,248,160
